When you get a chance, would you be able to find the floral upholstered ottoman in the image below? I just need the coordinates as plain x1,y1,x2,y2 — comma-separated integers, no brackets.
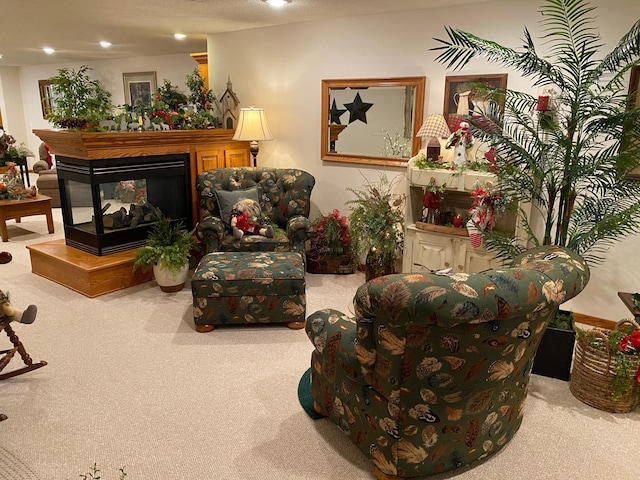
191,251,306,332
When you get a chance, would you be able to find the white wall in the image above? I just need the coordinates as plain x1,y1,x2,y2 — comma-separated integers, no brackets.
10,53,199,163
0,67,28,144
206,0,640,320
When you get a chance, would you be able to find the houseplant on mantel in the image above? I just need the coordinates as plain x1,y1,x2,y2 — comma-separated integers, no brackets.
133,208,197,292
49,65,114,129
431,0,640,379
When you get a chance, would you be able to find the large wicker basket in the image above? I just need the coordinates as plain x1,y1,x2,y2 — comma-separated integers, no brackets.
570,319,640,413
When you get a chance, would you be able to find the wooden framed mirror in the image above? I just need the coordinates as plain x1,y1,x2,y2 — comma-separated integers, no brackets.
321,77,426,167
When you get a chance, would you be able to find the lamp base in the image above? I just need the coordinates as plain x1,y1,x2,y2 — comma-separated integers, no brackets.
250,140,259,167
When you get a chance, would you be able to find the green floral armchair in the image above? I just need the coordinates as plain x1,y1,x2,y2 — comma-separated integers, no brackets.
302,246,589,479
195,167,315,256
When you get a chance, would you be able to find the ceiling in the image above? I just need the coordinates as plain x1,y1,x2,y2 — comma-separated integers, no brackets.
1,0,490,68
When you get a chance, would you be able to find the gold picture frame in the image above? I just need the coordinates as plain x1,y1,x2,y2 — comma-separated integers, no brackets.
123,71,157,108
626,66,640,179
443,73,508,126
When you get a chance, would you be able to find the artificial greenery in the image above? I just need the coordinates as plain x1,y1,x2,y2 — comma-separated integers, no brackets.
0,131,34,166
577,322,640,400
155,79,188,111
49,65,113,129
133,209,196,274
185,69,215,112
548,309,574,330
310,210,351,259
431,0,640,266
345,173,405,272
413,150,496,174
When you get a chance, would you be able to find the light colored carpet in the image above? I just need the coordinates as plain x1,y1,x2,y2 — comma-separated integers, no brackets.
0,209,637,480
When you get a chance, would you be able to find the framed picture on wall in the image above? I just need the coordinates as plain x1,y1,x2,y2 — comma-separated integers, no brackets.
625,66,640,179
443,73,508,128
123,71,157,108
38,79,54,119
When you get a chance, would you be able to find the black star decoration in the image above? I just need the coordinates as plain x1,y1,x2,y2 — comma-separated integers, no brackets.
329,99,347,125
344,92,373,124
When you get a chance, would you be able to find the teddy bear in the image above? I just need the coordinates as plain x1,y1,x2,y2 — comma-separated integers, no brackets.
230,198,274,240
0,290,37,325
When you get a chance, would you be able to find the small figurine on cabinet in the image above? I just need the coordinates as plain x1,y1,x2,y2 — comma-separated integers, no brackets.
445,121,474,167
422,177,445,224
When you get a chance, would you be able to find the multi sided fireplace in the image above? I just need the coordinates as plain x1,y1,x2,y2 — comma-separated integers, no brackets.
56,153,191,256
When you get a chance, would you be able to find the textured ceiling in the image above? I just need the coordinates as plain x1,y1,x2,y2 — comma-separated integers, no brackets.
0,0,490,67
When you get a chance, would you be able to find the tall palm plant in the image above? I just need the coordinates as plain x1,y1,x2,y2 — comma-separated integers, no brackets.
432,0,640,265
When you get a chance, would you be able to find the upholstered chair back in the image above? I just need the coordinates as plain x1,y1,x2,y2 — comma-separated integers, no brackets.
195,167,315,255
303,246,589,479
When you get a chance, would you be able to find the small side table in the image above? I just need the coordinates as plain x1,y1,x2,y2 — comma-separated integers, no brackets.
0,194,54,242
617,292,640,319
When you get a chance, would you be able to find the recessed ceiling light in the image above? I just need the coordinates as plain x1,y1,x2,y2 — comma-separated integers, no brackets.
0,54,3,60
43,47,55,55
174,33,187,40
263,0,291,6
99,41,112,48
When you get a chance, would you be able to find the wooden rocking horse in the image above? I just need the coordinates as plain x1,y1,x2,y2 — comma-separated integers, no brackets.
0,251,47,421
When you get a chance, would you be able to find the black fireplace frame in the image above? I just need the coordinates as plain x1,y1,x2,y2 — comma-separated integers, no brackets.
56,153,192,256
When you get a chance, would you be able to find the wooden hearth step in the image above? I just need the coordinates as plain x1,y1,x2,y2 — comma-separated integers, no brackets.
26,239,152,297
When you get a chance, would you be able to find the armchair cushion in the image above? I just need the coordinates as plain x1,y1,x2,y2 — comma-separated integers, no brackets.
302,245,590,478
214,186,260,227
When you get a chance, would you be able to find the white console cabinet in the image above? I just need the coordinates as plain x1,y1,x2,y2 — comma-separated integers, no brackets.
402,154,528,274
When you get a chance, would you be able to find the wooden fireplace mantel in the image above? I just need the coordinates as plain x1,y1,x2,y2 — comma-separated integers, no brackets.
28,129,251,296
32,129,251,224
33,128,238,160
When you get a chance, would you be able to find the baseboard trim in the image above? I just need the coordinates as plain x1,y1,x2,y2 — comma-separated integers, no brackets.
573,312,617,330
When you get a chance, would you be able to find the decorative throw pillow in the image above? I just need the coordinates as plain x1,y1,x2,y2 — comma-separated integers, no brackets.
215,187,260,226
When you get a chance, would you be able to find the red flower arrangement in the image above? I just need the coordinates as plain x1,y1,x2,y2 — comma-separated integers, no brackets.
310,209,351,259
466,184,511,248
619,330,640,383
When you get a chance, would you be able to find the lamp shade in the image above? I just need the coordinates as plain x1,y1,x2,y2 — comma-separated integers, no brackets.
232,107,274,142
416,114,451,140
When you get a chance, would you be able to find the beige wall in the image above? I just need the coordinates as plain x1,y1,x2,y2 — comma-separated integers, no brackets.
206,0,640,320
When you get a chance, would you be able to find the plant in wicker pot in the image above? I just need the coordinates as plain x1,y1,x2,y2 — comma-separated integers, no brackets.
346,173,405,281
571,319,640,413
307,209,354,274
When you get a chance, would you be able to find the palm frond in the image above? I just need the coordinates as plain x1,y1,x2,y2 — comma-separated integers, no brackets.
598,19,640,74
432,0,640,266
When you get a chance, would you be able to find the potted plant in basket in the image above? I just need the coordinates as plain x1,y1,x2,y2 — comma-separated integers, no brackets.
431,0,640,379
307,209,354,274
133,209,197,292
571,318,640,412
346,172,405,281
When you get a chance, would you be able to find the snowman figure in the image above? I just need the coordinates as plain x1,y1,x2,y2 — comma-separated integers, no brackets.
445,121,474,167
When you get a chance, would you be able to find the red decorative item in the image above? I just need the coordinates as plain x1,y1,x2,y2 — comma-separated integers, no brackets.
537,95,550,111
452,214,463,228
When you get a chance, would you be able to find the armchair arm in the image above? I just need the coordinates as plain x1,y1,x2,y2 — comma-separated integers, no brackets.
286,215,313,253
195,216,225,253
305,308,363,381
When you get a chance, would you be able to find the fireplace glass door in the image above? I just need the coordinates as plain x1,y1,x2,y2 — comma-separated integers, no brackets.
57,154,191,256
